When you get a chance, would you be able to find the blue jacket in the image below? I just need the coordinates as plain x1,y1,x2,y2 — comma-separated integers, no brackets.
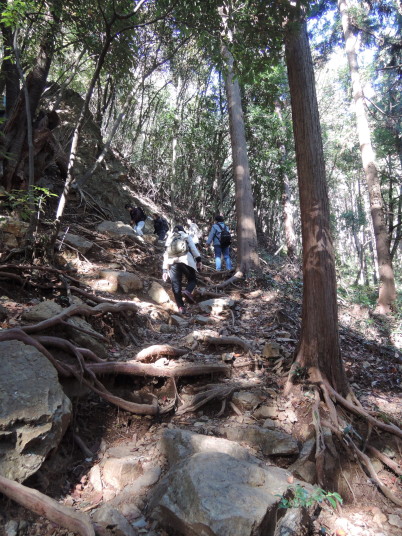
206,222,230,247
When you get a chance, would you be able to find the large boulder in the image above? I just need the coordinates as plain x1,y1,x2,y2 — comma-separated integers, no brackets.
0,340,72,482
99,270,143,293
96,221,136,239
58,232,94,254
150,450,304,536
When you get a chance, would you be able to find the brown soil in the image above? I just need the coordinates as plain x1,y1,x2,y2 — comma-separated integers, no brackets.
0,198,401,536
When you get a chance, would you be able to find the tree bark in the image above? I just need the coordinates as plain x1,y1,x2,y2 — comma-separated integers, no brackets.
284,18,348,395
221,44,259,275
275,101,297,258
1,1,61,190
338,0,396,313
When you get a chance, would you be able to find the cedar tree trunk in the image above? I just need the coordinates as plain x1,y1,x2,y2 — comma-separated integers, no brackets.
222,44,259,275
285,18,348,395
338,0,396,313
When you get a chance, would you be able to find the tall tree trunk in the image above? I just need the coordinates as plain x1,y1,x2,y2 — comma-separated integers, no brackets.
221,44,259,276
338,0,396,313
284,18,348,395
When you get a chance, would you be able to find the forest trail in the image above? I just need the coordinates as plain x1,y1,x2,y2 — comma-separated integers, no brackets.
0,193,401,536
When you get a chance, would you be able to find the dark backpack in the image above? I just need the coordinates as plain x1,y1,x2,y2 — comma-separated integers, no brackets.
139,207,147,221
161,217,169,231
217,223,232,248
167,232,189,257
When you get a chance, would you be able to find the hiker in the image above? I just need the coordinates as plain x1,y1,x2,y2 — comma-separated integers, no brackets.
153,213,169,241
162,225,202,313
186,218,202,246
125,204,147,235
206,214,232,271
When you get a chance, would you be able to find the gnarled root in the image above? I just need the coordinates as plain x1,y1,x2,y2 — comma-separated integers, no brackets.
193,332,252,354
0,475,95,536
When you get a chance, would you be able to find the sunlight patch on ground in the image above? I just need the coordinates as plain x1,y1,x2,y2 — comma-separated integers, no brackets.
360,392,402,422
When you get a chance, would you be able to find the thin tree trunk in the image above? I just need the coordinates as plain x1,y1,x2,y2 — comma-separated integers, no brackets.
338,0,396,313
51,34,114,246
284,17,348,395
275,102,297,258
221,44,259,275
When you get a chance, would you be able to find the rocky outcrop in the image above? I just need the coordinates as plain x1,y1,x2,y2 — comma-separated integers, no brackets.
0,340,72,482
96,221,136,239
99,270,143,293
58,231,94,254
21,299,108,358
0,216,29,249
150,429,306,536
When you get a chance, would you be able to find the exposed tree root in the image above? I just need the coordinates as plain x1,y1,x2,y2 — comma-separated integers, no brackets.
195,288,226,299
75,360,230,379
322,419,402,507
135,344,189,362
323,380,402,439
216,270,245,289
349,441,402,507
0,325,230,415
286,370,402,507
72,433,94,458
175,381,256,415
0,328,71,375
192,332,252,354
21,301,139,335
366,445,402,476
0,475,95,536
312,390,326,487
0,263,82,285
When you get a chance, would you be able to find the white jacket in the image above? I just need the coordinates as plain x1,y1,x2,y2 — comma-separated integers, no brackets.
188,222,201,243
163,231,201,271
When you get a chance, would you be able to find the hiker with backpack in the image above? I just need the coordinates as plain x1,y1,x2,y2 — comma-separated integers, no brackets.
206,214,233,271
162,225,202,314
153,213,169,241
125,204,147,235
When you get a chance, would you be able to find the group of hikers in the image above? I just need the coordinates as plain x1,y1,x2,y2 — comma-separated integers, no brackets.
125,203,233,314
